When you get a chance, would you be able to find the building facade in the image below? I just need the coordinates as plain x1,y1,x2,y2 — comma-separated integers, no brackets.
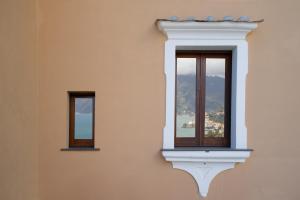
1,0,300,200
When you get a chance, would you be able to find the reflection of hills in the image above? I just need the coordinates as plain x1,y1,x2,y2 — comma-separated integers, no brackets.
176,75,196,114
205,76,225,112
176,75,225,113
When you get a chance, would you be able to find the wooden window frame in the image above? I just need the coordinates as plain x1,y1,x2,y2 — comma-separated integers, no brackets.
69,91,95,148
175,51,232,147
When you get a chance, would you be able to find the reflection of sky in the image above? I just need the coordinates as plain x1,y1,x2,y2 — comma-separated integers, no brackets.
206,59,225,77
75,98,93,114
177,58,196,75
177,58,225,77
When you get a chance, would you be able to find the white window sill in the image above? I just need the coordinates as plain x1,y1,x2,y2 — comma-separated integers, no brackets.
162,148,252,162
162,148,252,197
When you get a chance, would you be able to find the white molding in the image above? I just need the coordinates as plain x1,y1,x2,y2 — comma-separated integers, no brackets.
158,21,259,198
158,21,257,40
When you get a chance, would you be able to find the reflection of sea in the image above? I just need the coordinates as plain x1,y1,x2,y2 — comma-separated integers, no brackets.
75,113,93,139
176,114,195,138
177,113,225,138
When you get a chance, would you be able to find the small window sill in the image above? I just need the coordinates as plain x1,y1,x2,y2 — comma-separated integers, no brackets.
61,147,100,151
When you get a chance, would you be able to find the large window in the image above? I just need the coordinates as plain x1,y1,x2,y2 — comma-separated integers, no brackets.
69,92,95,148
158,19,258,197
175,51,231,147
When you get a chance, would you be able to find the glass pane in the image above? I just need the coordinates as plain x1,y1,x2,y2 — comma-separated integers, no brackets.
74,98,93,139
205,58,225,138
176,58,196,138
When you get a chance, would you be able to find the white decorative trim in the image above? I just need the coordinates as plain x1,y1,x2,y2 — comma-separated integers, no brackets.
158,21,257,40
163,150,251,197
158,20,259,198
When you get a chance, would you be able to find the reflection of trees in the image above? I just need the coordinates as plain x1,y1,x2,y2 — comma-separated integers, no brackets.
206,129,224,137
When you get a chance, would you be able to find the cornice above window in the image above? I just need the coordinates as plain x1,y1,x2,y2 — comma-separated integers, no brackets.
157,20,259,40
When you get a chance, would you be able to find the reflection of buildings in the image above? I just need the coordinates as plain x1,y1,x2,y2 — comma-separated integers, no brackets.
181,111,224,137
204,112,224,137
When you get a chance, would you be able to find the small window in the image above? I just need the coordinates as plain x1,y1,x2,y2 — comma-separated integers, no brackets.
69,92,95,148
175,51,231,147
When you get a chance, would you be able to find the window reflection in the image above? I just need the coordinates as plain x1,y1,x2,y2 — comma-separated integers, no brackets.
176,58,196,138
205,58,225,138
74,98,93,139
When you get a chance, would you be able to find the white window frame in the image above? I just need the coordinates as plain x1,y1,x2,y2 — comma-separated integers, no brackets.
158,21,259,197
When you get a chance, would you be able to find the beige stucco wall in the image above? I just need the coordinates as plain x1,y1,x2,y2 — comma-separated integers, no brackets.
0,0,39,200
37,0,300,199
2,0,300,200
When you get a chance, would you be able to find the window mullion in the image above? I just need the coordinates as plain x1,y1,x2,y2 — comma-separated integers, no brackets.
195,56,201,146
199,55,206,146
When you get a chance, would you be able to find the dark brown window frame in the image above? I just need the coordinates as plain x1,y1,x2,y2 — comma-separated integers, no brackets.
69,91,95,148
175,51,232,147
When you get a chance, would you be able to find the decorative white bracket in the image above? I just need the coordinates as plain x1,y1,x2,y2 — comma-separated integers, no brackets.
162,149,251,197
157,19,260,198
